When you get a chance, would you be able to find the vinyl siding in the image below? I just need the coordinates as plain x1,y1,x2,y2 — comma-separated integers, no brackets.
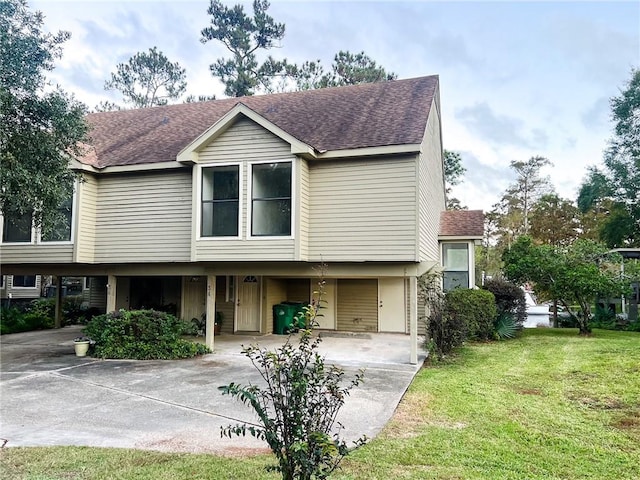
263,278,287,334
76,174,98,263
418,95,446,263
1,275,42,299
337,279,378,332
195,117,296,261
298,159,310,260
0,243,74,264
94,170,192,263
308,157,418,261
88,277,107,311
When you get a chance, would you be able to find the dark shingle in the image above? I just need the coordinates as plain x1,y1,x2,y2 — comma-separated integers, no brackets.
84,76,439,168
439,210,484,238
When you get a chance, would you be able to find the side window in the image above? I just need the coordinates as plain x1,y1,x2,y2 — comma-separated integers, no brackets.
2,212,33,243
42,198,73,242
12,275,37,288
201,165,240,237
251,162,291,236
442,243,469,292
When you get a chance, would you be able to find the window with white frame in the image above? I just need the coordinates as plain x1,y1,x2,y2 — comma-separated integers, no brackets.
251,162,291,236
12,275,36,288
2,211,33,243
442,243,469,292
201,165,240,237
41,198,73,242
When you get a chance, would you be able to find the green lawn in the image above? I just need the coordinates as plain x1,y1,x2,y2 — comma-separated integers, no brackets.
1,329,639,480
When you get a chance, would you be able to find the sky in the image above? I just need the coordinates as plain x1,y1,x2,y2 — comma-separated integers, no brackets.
31,0,640,212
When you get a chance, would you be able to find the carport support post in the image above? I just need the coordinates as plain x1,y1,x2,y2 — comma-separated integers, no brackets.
206,275,216,351
106,275,117,313
410,276,418,365
54,276,63,329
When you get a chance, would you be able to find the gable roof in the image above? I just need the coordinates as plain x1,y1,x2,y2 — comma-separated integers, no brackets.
83,75,439,169
439,210,484,238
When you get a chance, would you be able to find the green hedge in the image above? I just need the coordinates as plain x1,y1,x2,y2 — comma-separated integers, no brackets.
445,289,497,341
83,309,210,360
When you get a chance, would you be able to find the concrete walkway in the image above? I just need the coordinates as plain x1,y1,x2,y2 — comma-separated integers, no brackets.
0,326,425,454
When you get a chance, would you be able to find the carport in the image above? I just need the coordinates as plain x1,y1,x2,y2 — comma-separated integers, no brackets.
0,326,424,454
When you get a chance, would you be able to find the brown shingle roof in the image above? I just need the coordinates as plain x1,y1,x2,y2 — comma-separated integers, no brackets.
439,210,484,238
84,75,438,168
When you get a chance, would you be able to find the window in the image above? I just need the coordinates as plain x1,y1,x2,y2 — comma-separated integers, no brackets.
42,198,73,242
442,243,469,292
251,162,291,236
12,275,36,288
201,165,239,237
2,211,32,243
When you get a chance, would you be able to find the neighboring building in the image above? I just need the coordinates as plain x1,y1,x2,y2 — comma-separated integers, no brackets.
0,76,480,360
0,275,41,304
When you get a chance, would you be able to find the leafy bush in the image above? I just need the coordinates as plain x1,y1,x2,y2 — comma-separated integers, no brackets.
419,272,467,359
83,309,210,359
494,312,518,339
445,289,497,341
0,304,54,334
483,278,526,327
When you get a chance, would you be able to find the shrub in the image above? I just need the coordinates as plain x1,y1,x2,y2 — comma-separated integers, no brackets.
419,271,467,359
483,278,526,328
83,309,210,360
445,288,497,341
0,304,54,334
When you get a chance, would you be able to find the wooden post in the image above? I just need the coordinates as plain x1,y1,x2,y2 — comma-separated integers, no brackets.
54,276,63,329
206,275,216,351
409,276,418,365
106,275,117,313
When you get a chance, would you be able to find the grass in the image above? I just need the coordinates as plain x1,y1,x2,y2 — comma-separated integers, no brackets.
1,329,639,479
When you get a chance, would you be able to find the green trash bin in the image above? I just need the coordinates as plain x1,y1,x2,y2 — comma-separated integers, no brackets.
273,303,297,335
283,301,308,329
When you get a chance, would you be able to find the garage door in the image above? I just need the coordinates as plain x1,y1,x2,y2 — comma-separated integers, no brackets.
337,279,378,332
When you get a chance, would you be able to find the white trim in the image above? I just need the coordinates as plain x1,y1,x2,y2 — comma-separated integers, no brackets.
247,159,295,241
0,213,35,245
195,162,243,241
10,275,38,289
314,144,422,159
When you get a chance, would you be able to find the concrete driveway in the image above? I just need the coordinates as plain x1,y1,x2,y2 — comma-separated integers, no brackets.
0,326,424,454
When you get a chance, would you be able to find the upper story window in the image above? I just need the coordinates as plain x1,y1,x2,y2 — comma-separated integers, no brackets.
442,243,469,292
251,162,291,237
2,211,33,243
42,198,73,242
201,165,240,237
12,275,36,288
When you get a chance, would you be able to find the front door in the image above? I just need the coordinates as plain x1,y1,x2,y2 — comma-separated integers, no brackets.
378,278,406,333
236,276,261,332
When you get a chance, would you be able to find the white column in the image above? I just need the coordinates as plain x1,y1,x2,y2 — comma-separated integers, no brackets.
409,275,418,365
106,275,117,313
206,275,217,351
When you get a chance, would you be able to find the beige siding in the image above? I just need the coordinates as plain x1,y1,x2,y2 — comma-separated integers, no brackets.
76,174,98,263
337,279,378,332
298,159,310,260
94,170,192,263
195,117,297,261
308,157,418,261
0,244,73,264
418,95,446,263
263,278,287,334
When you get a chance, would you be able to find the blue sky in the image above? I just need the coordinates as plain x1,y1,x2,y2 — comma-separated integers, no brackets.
33,0,640,211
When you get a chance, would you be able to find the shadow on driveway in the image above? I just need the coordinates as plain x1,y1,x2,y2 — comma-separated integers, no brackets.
0,326,424,454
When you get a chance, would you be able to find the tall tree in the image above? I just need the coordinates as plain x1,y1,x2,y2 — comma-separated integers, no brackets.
200,0,286,97
104,47,187,108
577,69,640,247
529,194,580,247
0,0,88,231
443,150,466,210
506,156,552,235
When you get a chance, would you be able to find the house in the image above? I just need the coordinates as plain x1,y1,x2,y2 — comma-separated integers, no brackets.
0,275,42,305
0,75,480,362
